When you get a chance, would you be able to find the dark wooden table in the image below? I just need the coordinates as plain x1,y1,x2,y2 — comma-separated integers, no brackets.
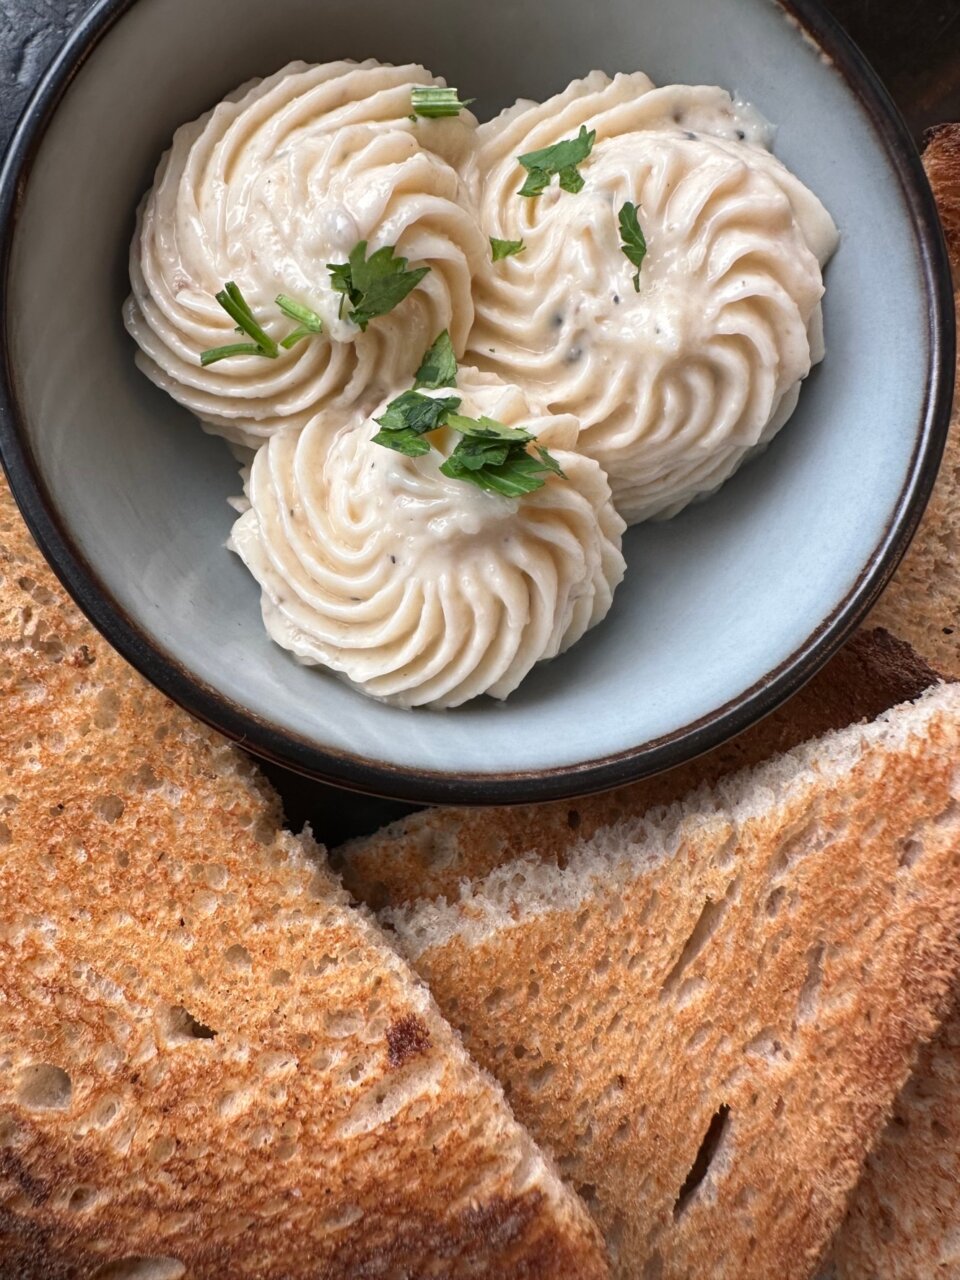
2,0,958,844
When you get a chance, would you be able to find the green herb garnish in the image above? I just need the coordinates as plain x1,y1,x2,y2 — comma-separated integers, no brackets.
200,284,325,365
517,125,596,197
441,438,565,497
371,392,565,496
372,390,462,456
410,85,475,118
201,282,278,366
327,241,430,332
618,201,647,292
414,331,458,390
276,294,324,349
439,412,565,497
444,413,532,443
490,237,526,262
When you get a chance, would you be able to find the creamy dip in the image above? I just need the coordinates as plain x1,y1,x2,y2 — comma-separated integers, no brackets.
229,368,625,708
125,60,485,449
127,60,836,708
467,72,839,522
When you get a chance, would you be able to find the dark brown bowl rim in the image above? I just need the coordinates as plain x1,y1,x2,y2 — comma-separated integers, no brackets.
0,0,954,806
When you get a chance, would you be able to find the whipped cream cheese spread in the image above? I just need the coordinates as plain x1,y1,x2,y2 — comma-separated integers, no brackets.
126,59,836,708
125,60,485,450
467,72,838,522
229,368,625,707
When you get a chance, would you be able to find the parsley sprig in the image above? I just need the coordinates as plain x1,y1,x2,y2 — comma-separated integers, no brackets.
411,86,475,118
413,330,458,390
440,415,564,497
328,242,430,331
372,391,462,457
372,335,565,496
618,202,647,292
490,237,526,262
199,283,323,367
517,125,596,197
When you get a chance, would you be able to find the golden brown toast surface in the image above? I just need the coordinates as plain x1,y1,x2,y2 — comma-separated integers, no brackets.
0,477,608,1279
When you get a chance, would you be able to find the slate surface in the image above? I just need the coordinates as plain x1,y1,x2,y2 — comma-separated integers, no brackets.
1,0,958,843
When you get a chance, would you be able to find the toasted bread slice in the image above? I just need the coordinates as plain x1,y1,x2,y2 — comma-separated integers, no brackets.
823,121,960,1280
0,475,608,1279
337,627,941,907
372,686,960,1279
866,124,960,677
829,992,960,1279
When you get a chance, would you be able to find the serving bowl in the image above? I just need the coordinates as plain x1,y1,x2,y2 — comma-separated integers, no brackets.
0,0,953,805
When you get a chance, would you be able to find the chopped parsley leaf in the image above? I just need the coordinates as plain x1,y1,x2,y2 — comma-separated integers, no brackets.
413,331,458,390
618,201,647,291
327,242,430,331
517,125,596,197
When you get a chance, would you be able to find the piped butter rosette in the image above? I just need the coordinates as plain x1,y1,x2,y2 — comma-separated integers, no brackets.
467,72,839,523
229,368,626,708
125,60,486,449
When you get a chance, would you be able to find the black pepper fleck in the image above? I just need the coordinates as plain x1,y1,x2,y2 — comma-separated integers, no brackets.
565,346,583,364
551,312,565,329
735,129,746,141
613,294,621,306
390,555,397,564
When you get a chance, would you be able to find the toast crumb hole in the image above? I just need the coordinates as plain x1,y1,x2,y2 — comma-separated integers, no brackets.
67,1185,98,1212
163,1005,217,1042
94,795,124,823
898,836,924,869
17,1063,72,1110
934,798,960,827
796,943,825,1024
674,1105,731,1218
660,879,739,1002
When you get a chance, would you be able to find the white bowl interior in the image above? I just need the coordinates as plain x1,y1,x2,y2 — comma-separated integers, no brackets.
6,0,932,778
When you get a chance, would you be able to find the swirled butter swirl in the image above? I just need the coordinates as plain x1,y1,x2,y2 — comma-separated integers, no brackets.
229,368,626,708
124,60,486,449
467,72,839,522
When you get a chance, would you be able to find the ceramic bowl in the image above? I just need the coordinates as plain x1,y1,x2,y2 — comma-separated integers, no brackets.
0,0,953,804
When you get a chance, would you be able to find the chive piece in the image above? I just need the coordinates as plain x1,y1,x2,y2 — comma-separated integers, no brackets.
214,283,278,358
279,327,313,350
200,342,264,367
411,86,475,119
275,295,324,332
